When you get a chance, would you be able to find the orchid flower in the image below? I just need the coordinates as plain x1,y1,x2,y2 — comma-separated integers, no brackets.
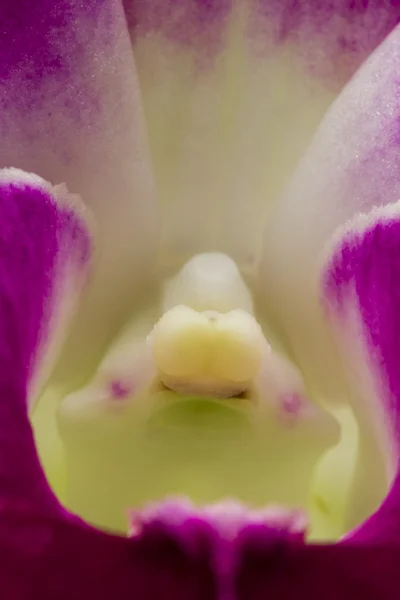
2,1,400,598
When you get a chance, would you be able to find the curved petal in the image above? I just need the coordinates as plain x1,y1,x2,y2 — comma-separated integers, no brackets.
124,0,400,271
0,168,91,514
132,498,307,600
0,0,160,382
260,20,400,526
321,203,400,543
0,501,216,598
235,541,400,600
261,21,400,400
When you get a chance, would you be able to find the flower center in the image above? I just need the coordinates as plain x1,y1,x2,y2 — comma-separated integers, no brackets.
55,252,339,534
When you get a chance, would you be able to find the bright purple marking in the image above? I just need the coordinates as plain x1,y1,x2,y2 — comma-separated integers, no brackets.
0,0,111,82
322,210,400,546
109,379,133,400
0,174,91,517
323,217,400,429
278,393,304,427
281,393,303,415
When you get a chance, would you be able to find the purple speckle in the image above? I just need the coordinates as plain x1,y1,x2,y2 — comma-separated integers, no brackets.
109,379,133,400
124,0,232,66
124,0,400,85
281,393,303,416
277,392,306,427
250,0,400,86
0,0,120,129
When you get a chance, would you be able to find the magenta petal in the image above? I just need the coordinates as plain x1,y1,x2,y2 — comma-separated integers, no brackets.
235,540,400,600
0,170,91,513
0,0,160,378
0,507,216,599
0,496,313,598
322,205,400,545
135,501,400,600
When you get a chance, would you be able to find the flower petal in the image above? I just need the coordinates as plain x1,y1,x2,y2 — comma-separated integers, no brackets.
260,20,400,527
0,503,216,598
321,203,400,543
261,21,400,401
0,0,160,381
125,0,400,271
0,168,91,513
130,497,307,600
235,541,400,599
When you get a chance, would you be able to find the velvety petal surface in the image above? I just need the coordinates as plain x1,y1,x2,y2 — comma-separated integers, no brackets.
0,169,91,512
235,540,400,600
0,0,160,382
0,499,216,599
322,204,400,544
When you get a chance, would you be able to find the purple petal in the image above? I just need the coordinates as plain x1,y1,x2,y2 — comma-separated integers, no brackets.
0,506,216,599
0,496,314,598
235,541,400,600
130,498,307,600
133,499,400,600
0,169,91,513
0,0,160,380
321,205,400,545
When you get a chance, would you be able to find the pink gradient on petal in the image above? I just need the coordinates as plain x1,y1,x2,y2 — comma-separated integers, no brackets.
322,205,400,545
0,169,91,514
124,0,232,64
125,0,400,85
250,0,400,86
128,498,308,600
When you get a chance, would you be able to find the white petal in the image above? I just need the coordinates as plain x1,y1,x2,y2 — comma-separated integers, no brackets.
261,24,400,403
